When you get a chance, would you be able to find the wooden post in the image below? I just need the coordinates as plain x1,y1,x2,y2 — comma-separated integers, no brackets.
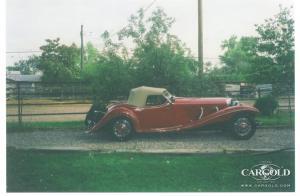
287,83,293,127
80,25,84,99
198,0,203,75
80,25,84,70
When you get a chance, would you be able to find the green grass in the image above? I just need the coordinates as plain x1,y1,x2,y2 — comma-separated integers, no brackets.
256,112,294,126
7,121,85,132
7,148,294,192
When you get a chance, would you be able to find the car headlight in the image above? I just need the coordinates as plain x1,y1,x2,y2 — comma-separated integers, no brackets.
230,99,239,106
226,98,232,106
226,98,239,106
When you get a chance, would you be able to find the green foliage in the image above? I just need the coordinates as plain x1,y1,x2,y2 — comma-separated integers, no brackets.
85,42,100,68
252,6,294,84
83,8,199,101
7,6,294,102
118,8,198,95
82,40,133,102
254,95,279,116
217,6,294,84
219,36,258,82
11,55,40,74
38,38,81,83
180,75,224,97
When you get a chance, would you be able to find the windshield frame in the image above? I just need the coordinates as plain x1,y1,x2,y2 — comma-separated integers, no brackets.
162,90,174,103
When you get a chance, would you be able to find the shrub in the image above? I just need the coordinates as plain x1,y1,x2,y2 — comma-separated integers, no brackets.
254,95,278,116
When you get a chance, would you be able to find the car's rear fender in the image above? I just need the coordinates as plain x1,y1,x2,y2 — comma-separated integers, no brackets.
91,107,140,132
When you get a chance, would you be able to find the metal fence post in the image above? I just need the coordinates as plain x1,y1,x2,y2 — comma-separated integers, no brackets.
17,82,22,125
287,84,293,127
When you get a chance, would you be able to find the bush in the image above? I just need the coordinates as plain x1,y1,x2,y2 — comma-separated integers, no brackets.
254,95,278,116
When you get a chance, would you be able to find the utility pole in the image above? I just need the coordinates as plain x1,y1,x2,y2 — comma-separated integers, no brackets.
198,0,203,75
80,25,84,70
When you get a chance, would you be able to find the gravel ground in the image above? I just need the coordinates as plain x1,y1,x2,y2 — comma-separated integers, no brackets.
7,128,294,153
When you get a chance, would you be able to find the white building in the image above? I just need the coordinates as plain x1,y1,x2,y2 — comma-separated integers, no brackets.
6,71,43,98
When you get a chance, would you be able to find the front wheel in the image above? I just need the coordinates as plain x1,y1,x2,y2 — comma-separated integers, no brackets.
111,118,134,141
230,115,256,140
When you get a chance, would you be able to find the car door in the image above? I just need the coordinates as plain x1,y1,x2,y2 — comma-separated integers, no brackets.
136,95,175,131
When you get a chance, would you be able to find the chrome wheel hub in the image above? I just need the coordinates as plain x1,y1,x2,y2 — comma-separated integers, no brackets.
87,120,96,130
234,117,252,136
113,119,131,138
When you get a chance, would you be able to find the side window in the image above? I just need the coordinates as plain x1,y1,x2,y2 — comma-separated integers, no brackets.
146,95,167,106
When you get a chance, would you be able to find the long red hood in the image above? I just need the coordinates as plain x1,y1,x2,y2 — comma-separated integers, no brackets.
174,97,230,107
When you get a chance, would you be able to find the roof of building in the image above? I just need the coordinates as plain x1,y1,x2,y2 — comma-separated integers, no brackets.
6,73,42,82
7,71,21,75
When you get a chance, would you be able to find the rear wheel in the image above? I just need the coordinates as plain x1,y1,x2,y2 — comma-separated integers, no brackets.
230,115,256,140
86,119,96,130
111,118,134,141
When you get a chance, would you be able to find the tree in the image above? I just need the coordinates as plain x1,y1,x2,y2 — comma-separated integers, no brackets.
82,36,133,102
218,6,294,85
252,5,294,84
82,7,201,102
85,42,101,68
9,55,40,74
219,36,258,82
38,38,81,83
117,8,198,95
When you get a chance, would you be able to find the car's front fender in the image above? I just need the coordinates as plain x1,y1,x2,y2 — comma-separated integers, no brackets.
213,104,259,120
184,104,259,130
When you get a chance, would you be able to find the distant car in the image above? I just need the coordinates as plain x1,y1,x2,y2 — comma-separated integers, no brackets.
85,86,259,141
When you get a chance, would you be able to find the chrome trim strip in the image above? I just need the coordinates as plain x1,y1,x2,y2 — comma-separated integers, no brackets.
198,107,204,119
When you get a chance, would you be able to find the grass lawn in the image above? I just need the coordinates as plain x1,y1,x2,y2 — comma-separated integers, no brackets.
7,148,294,192
6,121,85,132
256,112,294,126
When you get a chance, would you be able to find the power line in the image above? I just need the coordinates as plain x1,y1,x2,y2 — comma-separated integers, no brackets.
7,0,158,57
6,48,220,60
144,0,157,12
6,50,42,54
191,57,219,59
5,51,220,61
109,0,157,37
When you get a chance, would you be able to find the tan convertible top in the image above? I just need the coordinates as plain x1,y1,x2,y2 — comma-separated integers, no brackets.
127,86,167,107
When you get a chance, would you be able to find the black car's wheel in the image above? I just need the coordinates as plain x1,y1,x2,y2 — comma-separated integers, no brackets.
230,115,256,140
85,103,106,131
86,119,96,130
111,118,134,141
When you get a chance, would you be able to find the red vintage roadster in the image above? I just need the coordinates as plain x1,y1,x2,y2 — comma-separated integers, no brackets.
85,86,259,141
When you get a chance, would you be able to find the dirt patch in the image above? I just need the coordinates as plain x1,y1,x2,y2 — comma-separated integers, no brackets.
7,103,91,122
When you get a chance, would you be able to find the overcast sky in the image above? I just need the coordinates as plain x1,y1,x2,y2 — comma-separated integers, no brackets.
6,0,294,66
